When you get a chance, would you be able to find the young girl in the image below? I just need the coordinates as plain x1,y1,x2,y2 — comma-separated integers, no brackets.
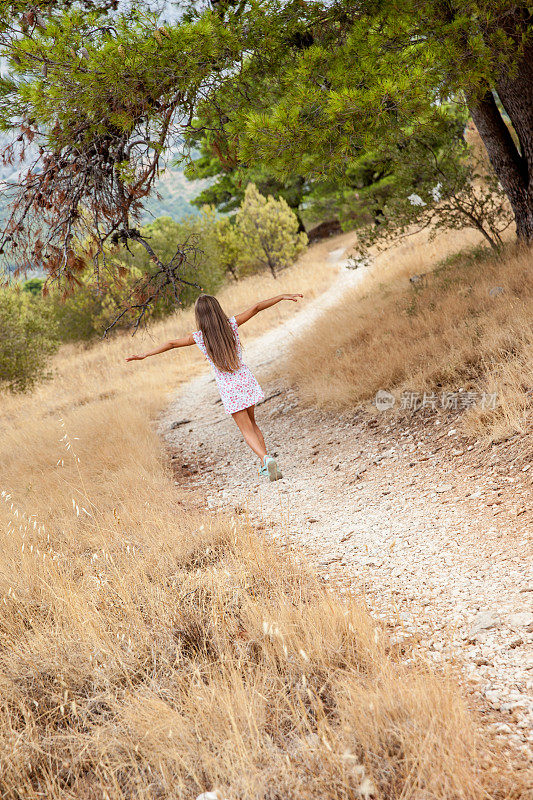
126,292,303,481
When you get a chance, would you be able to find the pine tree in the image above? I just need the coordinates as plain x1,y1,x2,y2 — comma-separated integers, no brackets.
226,2,533,244
184,120,309,230
235,184,307,278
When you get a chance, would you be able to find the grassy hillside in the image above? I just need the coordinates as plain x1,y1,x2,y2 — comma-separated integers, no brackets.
141,164,210,222
287,228,532,443
0,236,523,799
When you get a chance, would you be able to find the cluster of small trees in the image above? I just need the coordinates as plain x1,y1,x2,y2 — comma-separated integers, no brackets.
126,185,306,289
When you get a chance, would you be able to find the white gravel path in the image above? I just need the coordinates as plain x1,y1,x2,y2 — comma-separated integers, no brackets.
160,247,533,757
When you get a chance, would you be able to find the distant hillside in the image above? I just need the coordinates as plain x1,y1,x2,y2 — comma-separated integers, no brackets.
142,165,209,223
0,162,207,227
0,127,208,226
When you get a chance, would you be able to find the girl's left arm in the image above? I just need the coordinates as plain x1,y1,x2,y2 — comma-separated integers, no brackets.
234,293,303,326
126,334,194,362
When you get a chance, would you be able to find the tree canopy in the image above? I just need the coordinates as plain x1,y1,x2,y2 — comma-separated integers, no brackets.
183,123,309,229
0,0,531,323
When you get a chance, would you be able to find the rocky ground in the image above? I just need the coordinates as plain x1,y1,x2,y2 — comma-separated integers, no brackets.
160,249,533,759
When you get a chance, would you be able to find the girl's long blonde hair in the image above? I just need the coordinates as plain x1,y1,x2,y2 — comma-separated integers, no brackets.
194,294,240,373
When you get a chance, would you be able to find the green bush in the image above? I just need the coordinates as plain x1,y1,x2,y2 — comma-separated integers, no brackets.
23,277,45,296
120,211,226,312
233,184,308,278
47,261,177,344
0,288,59,393
40,212,226,344
48,283,105,343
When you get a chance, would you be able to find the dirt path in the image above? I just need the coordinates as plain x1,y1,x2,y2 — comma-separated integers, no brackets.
161,247,533,757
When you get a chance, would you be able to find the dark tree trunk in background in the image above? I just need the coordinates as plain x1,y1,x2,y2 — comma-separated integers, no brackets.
467,42,533,244
295,211,306,234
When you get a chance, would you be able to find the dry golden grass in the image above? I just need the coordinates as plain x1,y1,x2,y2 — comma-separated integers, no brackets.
361,226,484,288
287,239,533,442
0,235,526,798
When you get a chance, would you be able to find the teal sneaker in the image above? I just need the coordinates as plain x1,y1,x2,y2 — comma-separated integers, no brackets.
263,455,282,482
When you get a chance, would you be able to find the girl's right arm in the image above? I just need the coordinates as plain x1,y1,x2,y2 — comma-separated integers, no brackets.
126,333,194,362
234,293,303,326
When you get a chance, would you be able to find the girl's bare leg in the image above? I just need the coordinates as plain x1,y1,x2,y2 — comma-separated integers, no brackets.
246,405,267,454
232,407,267,460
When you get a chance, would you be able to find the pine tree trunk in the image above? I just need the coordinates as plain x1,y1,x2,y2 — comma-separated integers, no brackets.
496,41,533,243
295,211,306,234
467,44,533,244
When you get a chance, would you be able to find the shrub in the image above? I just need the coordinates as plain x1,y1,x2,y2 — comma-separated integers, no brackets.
235,183,308,278
41,212,226,343
22,277,45,296
0,288,59,392
120,212,226,313
213,215,244,280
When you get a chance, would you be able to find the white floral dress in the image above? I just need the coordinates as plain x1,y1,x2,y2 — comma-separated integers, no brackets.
192,316,264,414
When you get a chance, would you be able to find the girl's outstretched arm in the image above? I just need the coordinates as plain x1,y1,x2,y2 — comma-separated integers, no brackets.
126,333,194,362
234,293,303,326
